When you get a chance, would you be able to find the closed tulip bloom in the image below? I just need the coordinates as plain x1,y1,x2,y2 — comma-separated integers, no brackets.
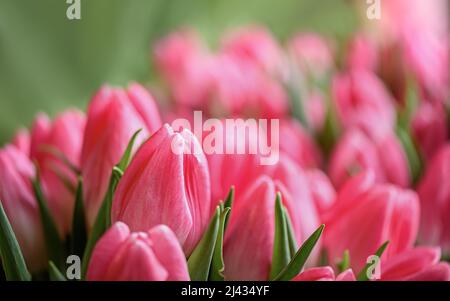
381,247,450,281
223,176,307,280
111,124,211,256
305,169,336,219
293,266,355,281
412,101,448,161
81,84,161,228
0,145,46,272
324,177,420,272
332,69,395,141
87,222,189,281
30,110,85,236
417,145,450,254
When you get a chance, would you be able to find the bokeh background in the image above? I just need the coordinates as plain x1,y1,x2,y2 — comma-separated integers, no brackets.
0,0,359,144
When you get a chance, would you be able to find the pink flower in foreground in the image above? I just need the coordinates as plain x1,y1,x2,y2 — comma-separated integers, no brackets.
87,222,189,281
293,266,355,281
30,110,85,236
417,145,450,254
381,247,450,281
81,83,161,228
111,124,211,256
0,145,46,272
12,128,30,156
324,172,420,272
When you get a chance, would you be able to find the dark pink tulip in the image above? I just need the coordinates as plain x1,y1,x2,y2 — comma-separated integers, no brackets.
0,145,46,272
81,84,161,228
381,247,450,281
324,175,420,272
417,145,450,254
30,110,85,236
87,222,189,281
288,33,334,79
329,129,409,188
12,128,30,156
412,101,448,161
111,124,211,256
292,267,355,281
305,169,336,219
221,26,282,75
332,69,396,141
224,176,307,280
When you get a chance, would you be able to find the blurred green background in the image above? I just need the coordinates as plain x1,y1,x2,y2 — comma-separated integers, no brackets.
0,0,358,144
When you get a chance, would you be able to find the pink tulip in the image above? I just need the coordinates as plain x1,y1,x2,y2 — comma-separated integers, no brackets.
29,110,85,236
224,176,308,280
0,145,46,272
288,33,334,79
324,173,420,272
412,101,448,161
12,128,30,156
111,124,211,256
81,84,161,228
346,34,378,71
417,145,450,254
87,222,189,281
332,69,396,141
221,26,282,75
381,247,450,281
153,29,214,108
277,119,321,169
292,266,355,281
305,169,336,219
329,129,409,188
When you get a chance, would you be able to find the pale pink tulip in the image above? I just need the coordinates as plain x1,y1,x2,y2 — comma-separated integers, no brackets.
0,145,46,272
417,145,450,254
81,84,161,228
87,222,189,281
111,124,211,256
306,169,336,219
12,128,30,156
293,266,355,281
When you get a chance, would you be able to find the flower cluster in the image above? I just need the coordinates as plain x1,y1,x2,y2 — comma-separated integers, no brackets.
0,0,449,281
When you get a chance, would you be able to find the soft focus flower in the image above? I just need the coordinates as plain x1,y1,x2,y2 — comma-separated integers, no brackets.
0,145,46,272
381,247,450,281
224,176,307,280
346,34,378,71
81,84,162,228
87,222,189,281
417,145,450,254
329,129,409,188
332,69,396,141
411,101,448,161
29,110,85,236
305,169,336,219
292,266,355,281
111,124,211,256
324,172,420,272
11,128,30,156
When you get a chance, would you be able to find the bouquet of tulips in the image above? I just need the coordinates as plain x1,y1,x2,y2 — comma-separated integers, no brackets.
0,0,449,282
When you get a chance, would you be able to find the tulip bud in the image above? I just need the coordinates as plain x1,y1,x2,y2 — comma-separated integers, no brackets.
305,169,336,219
0,145,46,272
30,110,85,236
223,176,306,280
111,124,211,256
81,84,161,228
324,175,420,272
12,128,30,156
417,145,450,254
87,222,189,281
381,247,450,281
332,69,395,141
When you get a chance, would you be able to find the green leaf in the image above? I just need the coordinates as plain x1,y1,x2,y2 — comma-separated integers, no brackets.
223,186,234,228
48,261,66,281
396,127,422,184
317,93,340,156
209,206,230,281
337,250,350,273
0,201,31,281
269,193,291,280
188,207,220,281
32,177,66,270
357,241,389,281
80,130,140,278
71,178,87,258
273,224,325,281
283,206,298,258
